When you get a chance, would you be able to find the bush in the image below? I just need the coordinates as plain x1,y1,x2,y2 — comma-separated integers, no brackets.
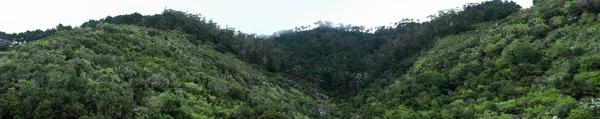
383,105,421,119
130,77,150,105
258,111,291,119
148,74,173,92
182,82,203,95
563,0,600,15
567,108,593,119
550,41,569,58
530,18,551,37
578,12,597,24
550,16,567,27
574,71,600,91
86,82,136,118
0,38,12,51
207,79,230,97
503,24,531,37
148,92,191,119
574,0,600,13
579,56,600,72
415,71,450,94
231,107,255,119
68,58,92,77
502,42,541,65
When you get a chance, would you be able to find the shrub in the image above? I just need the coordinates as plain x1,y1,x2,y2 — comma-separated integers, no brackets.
550,16,567,27
566,108,593,119
258,111,291,119
68,58,92,77
207,79,230,97
574,71,600,91
148,92,191,119
502,42,541,65
550,41,569,58
383,105,421,119
231,107,255,119
579,12,597,24
579,56,600,72
148,74,173,92
503,24,531,37
415,71,450,94
563,0,600,15
530,18,552,37
574,0,600,14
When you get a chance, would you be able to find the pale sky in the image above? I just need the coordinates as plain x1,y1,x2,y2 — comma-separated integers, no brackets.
0,0,532,35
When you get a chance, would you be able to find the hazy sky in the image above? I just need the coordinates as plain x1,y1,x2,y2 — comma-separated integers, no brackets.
0,0,532,35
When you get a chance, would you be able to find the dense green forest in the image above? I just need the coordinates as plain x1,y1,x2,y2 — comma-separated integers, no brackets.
2,0,600,118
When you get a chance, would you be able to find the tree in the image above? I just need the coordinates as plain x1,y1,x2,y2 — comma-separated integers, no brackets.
0,37,11,50
148,74,173,92
502,42,541,65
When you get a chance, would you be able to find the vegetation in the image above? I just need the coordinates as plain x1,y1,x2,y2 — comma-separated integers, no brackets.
0,24,331,118
2,0,600,118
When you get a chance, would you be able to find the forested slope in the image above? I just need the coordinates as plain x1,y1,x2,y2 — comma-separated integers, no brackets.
351,0,600,118
0,24,332,118
2,0,600,118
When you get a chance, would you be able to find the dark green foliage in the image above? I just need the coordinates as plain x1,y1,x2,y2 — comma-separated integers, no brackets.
0,33,11,50
261,0,522,96
349,0,600,118
81,10,219,45
148,74,174,92
444,0,522,33
3,0,600,118
574,0,600,13
384,105,421,119
0,24,322,118
579,56,600,72
81,10,286,73
68,1,521,98
464,0,522,21
147,92,190,119
567,108,594,119
272,26,377,95
563,0,600,15
0,24,72,51
257,111,291,119
377,0,521,73
502,42,541,65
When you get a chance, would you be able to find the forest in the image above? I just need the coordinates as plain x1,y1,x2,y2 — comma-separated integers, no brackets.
2,0,600,118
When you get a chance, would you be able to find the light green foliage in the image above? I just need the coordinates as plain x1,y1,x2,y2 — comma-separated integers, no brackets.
504,24,532,36
549,41,568,58
352,0,600,118
148,74,174,92
574,71,600,91
561,0,576,14
383,105,420,119
567,108,594,119
579,56,600,72
3,0,600,118
0,24,320,118
550,16,567,27
502,41,541,65
579,12,597,24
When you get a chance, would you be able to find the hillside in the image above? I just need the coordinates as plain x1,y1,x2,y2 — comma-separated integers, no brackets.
0,24,332,118
2,0,600,118
350,0,600,118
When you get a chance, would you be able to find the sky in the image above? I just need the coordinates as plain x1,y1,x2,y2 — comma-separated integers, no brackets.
0,0,532,35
